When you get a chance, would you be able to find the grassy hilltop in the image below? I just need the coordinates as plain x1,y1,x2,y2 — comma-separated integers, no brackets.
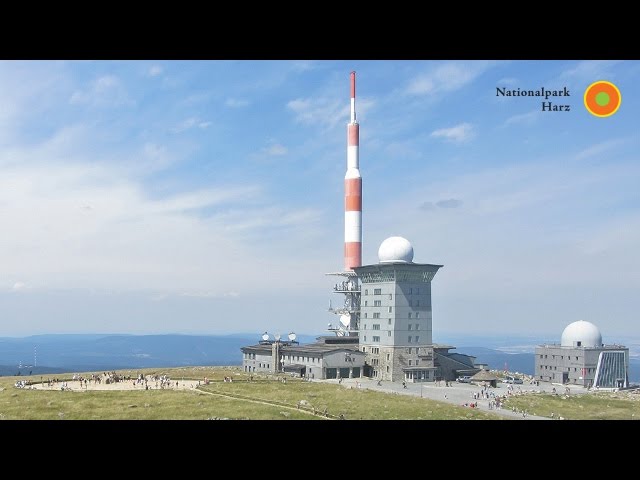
2,366,639,420
0,366,494,420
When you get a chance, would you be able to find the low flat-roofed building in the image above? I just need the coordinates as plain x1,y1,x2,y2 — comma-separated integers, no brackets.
535,320,629,389
241,335,365,380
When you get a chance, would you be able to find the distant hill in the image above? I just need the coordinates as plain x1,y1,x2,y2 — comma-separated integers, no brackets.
1,333,637,383
0,333,321,375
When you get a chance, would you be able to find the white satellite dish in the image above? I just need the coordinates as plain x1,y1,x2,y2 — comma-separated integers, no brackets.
339,314,351,327
288,332,297,342
261,332,269,341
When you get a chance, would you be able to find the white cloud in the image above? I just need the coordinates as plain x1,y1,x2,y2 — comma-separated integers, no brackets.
148,65,163,77
503,109,540,127
263,143,288,156
291,61,317,72
0,153,326,295
497,77,518,86
225,98,250,108
574,138,628,160
287,96,375,130
430,123,474,143
559,60,622,81
69,75,133,108
406,61,495,96
171,117,211,133
12,281,28,291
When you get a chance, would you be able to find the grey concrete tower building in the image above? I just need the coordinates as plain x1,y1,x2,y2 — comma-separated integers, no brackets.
354,236,442,382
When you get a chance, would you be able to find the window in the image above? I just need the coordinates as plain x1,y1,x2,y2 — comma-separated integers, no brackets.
416,300,420,307
362,347,366,352
373,312,380,319
373,324,380,330
408,324,412,331
416,288,419,295
364,313,368,318
415,336,420,343
408,348,412,354
539,355,543,359
408,313,412,319
576,357,579,361
387,354,390,361
416,312,420,318
409,360,412,366
416,360,420,366
374,288,382,295
416,323,420,330
364,301,368,306
386,366,389,373
388,306,392,313
408,336,412,343
389,294,393,300
374,300,382,307
388,331,391,337
372,347,379,354
364,324,367,330
373,336,380,342
364,289,368,295
409,288,413,294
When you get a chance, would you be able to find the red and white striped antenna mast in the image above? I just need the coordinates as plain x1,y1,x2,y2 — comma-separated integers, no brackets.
344,71,362,271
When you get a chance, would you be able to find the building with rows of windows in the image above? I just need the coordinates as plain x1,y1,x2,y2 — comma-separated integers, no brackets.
241,236,478,383
534,320,629,389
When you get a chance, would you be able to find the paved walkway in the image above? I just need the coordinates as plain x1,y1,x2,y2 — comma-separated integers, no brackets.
317,377,589,420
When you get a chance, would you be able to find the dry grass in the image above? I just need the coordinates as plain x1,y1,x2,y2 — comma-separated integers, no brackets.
0,366,498,420
504,390,640,420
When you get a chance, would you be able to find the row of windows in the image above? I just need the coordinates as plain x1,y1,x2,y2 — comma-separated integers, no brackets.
407,323,420,330
539,354,580,361
362,288,422,297
362,289,422,297
284,355,318,363
363,301,393,312
541,366,593,373
372,324,380,330
408,336,420,343
408,360,420,366
258,363,270,369
362,311,418,318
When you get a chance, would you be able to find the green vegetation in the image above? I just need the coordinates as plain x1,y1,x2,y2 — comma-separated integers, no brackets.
504,391,640,420
0,366,495,420
5,366,638,420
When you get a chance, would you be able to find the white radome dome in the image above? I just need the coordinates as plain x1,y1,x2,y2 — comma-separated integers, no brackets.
378,236,414,263
560,320,602,348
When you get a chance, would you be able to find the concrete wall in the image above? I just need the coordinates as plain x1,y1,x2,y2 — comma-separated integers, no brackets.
358,263,439,382
535,345,594,386
242,351,274,374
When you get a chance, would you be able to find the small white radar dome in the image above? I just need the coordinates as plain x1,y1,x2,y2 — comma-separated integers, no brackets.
378,236,414,263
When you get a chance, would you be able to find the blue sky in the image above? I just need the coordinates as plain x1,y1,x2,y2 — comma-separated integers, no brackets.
0,60,638,341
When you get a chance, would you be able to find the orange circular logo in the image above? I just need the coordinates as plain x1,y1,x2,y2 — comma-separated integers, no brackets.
584,81,621,117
